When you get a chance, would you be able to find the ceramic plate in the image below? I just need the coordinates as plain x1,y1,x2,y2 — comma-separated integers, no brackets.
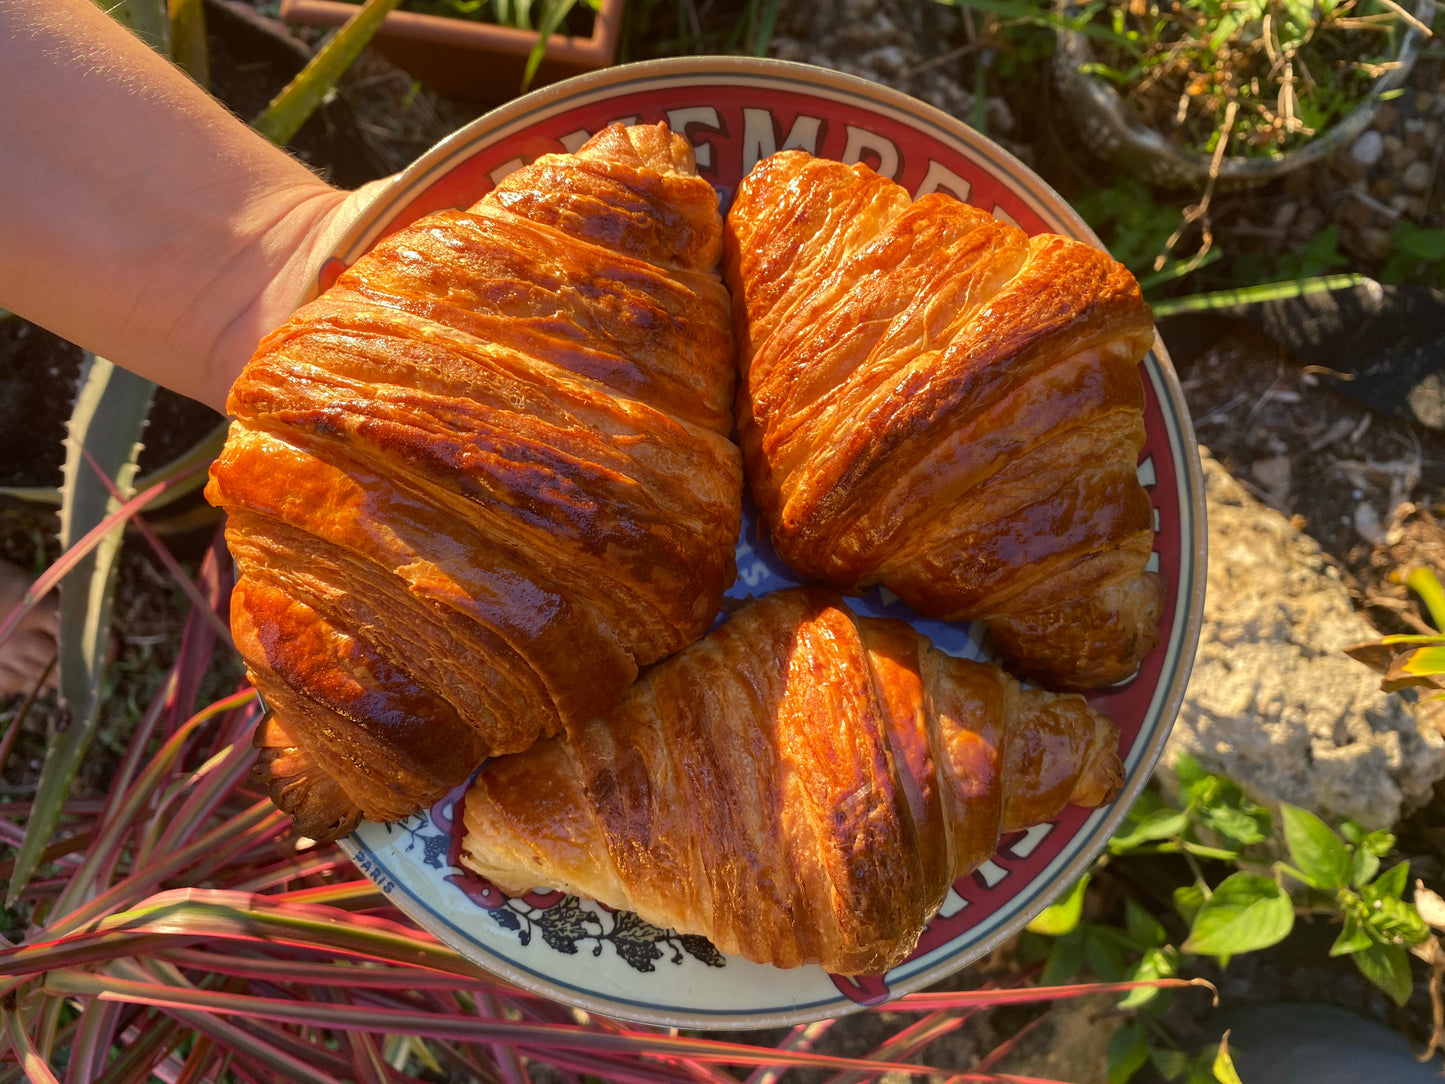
312,56,1207,1029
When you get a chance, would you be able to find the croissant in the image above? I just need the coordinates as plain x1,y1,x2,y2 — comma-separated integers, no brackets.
723,151,1165,690
206,123,742,841
460,586,1123,975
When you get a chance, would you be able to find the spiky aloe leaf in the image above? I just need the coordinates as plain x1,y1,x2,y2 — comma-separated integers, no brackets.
94,0,169,52
6,358,155,906
250,0,405,147
0,420,231,510
168,0,210,86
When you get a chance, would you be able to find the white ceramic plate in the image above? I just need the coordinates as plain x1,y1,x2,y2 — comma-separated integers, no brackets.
313,56,1208,1030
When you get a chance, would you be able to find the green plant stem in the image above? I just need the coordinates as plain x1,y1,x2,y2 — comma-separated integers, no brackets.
1149,274,1373,317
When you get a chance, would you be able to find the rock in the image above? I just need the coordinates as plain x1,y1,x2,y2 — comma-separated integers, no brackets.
1401,160,1433,194
1159,450,1445,829
1348,129,1384,168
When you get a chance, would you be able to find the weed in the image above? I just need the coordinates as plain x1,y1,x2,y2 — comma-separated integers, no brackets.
1023,753,1435,1082
1071,0,1418,158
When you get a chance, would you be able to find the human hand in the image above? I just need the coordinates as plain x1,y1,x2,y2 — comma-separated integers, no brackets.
0,0,400,415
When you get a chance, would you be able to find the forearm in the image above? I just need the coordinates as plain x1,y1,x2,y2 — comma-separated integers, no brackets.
0,0,352,413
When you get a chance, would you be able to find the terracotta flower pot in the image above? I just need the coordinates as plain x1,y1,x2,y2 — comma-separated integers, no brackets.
1052,0,1436,190
278,0,625,102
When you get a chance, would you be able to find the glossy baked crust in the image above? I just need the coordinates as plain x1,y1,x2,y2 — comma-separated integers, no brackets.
461,586,1123,975
724,150,1165,690
206,123,741,841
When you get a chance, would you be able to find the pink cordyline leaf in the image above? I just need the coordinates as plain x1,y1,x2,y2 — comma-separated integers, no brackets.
891,978,1215,1010
476,990,533,1084
3,1006,63,1084
172,1031,221,1084
158,533,230,740
64,998,126,1084
52,688,259,921
182,1010,357,1081
269,878,390,909
536,1048,744,1084
0,932,181,978
318,987,390,1084
0,472,187,650
44,801,283,940
78,447,232,646
225,852,359,895
79,669,182,892
42,965,965,1076
124,958,353,1084
142,738,264,863
822,1009,967,1084
16,888,493,981
747,1019,834,1084
156,948,491,991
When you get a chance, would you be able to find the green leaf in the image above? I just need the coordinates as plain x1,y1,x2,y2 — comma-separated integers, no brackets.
1107,1020,1151,1084
1174,752,1208,792
1110,808,1190,853
1183,873,1294,959
1149,1045,1190,1082
1372,860,1411,900
1040,930,1086,986
1028,874,1090,937
1085,929,1131,982
1360,880,1430,947
1390,221,1445,263
1401,645,1445,679
1213,1033,1245,1084
1281,804,1353,893
1125,898,1168,949
1361,829,1398,859
1014,929,1051,966
251,0,405,147
7,357,154,906
1330,913,1374,957
1174,882,1207,928
1119,946,1179,1011
1352,941,1414,1006
1406,567,1445,631
1352,848,1381,889
1195,800,1270,848
521,0,579,91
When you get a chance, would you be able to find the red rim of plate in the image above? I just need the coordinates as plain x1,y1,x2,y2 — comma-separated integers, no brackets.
323,55,1208,1029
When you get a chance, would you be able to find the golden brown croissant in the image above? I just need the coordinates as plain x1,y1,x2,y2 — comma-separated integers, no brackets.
206,123,741,841
460,586,1123,975
723,150,1165,690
